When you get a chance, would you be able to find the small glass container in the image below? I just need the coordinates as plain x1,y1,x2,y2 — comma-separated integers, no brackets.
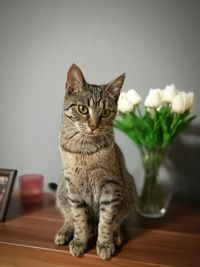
19,174,44,205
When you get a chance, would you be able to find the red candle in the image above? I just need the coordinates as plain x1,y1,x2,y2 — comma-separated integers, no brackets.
19,174,44,205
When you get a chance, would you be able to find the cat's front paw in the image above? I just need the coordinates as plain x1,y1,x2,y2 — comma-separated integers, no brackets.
96,241,115,260
69,239,87,257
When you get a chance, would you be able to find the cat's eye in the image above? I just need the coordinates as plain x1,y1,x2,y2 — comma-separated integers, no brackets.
78,105,89,115
101,109,111,118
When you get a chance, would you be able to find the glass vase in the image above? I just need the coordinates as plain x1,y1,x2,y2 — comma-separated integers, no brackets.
139,149,175,218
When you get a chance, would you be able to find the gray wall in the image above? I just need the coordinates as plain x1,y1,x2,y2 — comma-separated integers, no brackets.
0,0,200,197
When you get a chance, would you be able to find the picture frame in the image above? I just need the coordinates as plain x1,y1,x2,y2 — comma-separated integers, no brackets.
0,168,17,222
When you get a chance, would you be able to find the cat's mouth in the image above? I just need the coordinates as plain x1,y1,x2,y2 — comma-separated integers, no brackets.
85,130,100,136
84,127,101,136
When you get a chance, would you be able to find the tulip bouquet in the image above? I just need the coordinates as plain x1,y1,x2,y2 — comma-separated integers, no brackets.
115,84,196,217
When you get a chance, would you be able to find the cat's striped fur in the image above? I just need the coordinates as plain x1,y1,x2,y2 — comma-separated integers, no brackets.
55,64,137,260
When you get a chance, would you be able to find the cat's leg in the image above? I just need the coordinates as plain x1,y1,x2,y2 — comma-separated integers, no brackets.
65,177,91,256
96,181,123,260
68,201,91,257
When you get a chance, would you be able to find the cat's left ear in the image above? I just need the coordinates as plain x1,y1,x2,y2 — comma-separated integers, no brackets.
105,74,125,100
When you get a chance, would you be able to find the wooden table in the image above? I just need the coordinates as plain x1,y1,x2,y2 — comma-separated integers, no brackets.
0,193,200,267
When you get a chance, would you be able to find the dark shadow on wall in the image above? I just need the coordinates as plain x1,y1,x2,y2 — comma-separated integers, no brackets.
168,123,200,203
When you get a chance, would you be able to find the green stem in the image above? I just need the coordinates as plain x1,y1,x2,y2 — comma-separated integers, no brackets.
140,149,165,215
136,106,142,117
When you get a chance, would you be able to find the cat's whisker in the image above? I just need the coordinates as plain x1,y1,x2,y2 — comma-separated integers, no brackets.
102,133,110,145
103,130,114,138
69,131,79,140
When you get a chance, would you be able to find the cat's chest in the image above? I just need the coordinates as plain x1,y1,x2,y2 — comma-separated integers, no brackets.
60,145,119,207
63,151,103,203
60,145,114,173
60,145,117,191
61,150,98,173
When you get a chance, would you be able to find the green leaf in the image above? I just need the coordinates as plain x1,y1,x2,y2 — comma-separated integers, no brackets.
114,105,197,151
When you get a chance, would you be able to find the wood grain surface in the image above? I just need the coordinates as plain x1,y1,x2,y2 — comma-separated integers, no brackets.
0,193,200,267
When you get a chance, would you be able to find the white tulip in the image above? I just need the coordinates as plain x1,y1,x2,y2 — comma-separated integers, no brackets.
172,92,187,113
172,91,194,113
144,88,163,108
126,89,141,106
185,92,194,110
117,92,134,113
162,84,177,103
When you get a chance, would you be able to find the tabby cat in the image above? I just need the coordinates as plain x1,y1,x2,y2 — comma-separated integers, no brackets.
55,64,137,260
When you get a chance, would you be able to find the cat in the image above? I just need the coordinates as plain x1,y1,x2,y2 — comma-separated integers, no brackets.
55,64,138,260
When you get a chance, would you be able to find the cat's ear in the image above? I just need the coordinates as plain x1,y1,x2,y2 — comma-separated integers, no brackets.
66,64,86,94
105,74,125,100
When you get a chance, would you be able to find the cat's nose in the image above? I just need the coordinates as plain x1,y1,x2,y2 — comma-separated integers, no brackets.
90,125,98,132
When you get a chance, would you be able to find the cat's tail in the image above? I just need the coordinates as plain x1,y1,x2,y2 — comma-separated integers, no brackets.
48,182,58,192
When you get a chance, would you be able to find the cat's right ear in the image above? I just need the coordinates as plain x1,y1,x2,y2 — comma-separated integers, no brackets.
65,64,86,94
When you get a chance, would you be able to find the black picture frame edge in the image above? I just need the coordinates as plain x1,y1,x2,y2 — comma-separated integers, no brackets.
0,168,17,222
